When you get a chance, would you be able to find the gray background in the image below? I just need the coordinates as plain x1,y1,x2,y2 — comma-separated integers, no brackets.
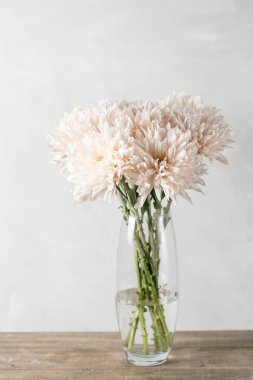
0,0,252,331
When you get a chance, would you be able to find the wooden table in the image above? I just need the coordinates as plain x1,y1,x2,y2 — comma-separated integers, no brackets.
0,331,252,379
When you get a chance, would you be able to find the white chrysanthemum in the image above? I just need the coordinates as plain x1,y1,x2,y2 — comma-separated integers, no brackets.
49,103,134,202
124,100,166,135
162,94,234,163
126,124,207,207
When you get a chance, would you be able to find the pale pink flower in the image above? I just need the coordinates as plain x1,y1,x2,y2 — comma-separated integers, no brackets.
126,124,207,207
49,102,133,202
162,94,234,163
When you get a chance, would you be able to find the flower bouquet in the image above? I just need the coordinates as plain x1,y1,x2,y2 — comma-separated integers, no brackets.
49,94,233,366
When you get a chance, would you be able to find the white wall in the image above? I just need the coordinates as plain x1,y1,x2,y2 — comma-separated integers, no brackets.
0,0,252,331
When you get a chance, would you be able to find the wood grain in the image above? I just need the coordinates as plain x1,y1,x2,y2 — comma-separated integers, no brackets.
0,331,252,379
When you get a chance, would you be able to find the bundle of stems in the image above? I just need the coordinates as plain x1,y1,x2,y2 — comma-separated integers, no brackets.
116,177,173,354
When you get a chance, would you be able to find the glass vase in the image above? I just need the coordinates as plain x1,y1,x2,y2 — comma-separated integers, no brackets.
115,211,179,366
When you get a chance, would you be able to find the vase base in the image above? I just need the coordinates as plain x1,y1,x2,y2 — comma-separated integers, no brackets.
125,350,169,366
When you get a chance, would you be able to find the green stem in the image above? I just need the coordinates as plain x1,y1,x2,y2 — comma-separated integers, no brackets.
138,304,148,354
147,200,159,288
148,305,166,351
126,309,139,350
163,198,172,228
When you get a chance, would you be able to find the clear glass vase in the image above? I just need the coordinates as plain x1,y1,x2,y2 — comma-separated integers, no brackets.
115,211,179,366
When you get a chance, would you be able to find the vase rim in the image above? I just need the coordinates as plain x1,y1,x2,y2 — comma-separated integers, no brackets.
126,210,171,221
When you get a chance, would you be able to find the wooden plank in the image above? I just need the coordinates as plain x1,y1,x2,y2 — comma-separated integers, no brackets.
0,368,252,380
0,331,252,380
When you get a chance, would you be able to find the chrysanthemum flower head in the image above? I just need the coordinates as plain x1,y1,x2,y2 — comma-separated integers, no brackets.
49,102,134,202
162,94,235,163
126,123,206,207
